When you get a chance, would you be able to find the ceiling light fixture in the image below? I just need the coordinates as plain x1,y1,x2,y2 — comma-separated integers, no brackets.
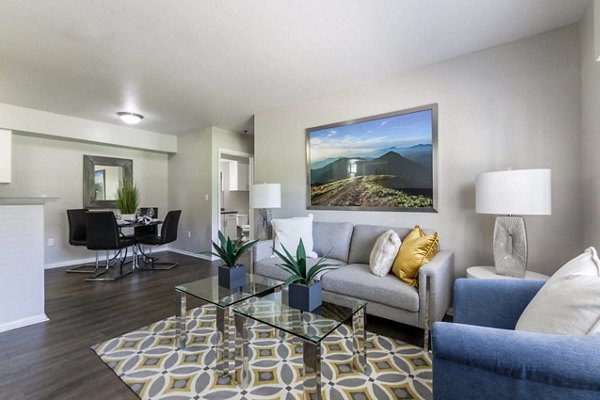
117,112,144,124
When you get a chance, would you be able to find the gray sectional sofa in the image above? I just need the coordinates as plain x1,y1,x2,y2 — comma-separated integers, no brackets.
253,221,454,347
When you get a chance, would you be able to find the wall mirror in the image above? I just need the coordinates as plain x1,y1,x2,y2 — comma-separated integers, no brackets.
83,155,133,209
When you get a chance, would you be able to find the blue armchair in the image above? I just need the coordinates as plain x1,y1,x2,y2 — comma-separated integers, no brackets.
432,279,600,400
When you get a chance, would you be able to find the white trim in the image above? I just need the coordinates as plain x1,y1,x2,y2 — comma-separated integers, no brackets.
0,313,49,333
168,246,218,261
44,246,169,269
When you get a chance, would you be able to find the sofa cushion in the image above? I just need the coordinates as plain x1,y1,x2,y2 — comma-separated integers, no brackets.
272,214,317,258
392,225,439,287
348,225,413,264
313,221,354,262
321,263,419,312
516,247,600,335
369,230,401,277
255,256,346,282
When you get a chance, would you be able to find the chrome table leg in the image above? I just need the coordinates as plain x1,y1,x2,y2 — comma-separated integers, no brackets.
234,313,250,388
176,291,187,349
352,306,368,374
303,340,322,400
216,306,234,377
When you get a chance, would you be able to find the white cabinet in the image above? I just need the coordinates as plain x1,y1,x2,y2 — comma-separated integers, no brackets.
0,130,12,183
221,160,249,191
221,213,238,239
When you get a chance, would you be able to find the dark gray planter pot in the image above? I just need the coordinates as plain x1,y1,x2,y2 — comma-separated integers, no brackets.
289,281,322,312
218,265,246,289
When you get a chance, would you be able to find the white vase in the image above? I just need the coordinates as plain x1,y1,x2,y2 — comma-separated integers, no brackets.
121,213,136,221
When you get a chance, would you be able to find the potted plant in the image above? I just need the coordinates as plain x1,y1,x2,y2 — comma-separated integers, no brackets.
208,231,258,289
274,239,339,312
116,182,139,220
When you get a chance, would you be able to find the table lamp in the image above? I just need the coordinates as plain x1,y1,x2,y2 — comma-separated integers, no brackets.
251,183,281,240
476,169,551,277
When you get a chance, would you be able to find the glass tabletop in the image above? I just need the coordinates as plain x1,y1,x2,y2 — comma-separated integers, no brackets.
234,288,367,344
175,274,284,308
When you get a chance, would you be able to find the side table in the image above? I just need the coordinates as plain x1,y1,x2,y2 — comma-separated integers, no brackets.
466,266,549,281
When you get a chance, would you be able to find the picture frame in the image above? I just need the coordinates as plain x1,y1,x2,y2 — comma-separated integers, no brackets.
306,104,438,212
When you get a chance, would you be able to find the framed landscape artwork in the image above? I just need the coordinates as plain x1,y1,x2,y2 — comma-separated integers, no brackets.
306,104,438,212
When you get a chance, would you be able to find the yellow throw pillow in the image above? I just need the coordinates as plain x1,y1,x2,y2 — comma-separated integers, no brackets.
392,225,439,287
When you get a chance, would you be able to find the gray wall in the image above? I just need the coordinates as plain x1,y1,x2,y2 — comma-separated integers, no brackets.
168,127,253,254
0,132,169,266
168,127,212,253
254,25,583,277
581,3,600,250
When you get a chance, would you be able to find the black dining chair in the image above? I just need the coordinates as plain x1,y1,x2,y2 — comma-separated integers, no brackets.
137,210,181,270
85,211,135,281
65,209,98,273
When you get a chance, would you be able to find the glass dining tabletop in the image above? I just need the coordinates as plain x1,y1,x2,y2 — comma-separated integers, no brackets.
233,287,367,344
175,274,285,308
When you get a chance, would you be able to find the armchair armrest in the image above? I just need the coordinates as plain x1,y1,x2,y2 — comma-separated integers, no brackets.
418,250,454,327
454,278,545,329
253,239,274,262
433,322,600,392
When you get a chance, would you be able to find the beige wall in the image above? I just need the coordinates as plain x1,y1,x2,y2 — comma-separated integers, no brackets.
254,25,583,277
581,2,600,250
0,132,168,266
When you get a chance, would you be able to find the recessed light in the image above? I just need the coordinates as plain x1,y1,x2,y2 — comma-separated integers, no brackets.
117,112,144,124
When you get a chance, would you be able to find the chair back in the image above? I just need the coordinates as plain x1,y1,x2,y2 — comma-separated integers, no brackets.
86,211,121,250
67,209,87,246
160,210,182,245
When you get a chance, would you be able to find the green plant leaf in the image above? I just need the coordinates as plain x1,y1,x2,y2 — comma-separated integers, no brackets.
306,264,339,282
116,183,139,214
275,262,299,277
273,248,300,274
284,275,303,286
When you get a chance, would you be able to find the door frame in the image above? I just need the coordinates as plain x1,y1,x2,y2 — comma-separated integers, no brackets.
215,148,254,244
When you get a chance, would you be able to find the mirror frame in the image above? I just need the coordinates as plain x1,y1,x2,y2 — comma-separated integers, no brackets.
83,155,133,209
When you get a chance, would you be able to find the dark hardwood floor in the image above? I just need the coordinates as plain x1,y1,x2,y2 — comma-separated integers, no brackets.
0,252,422,400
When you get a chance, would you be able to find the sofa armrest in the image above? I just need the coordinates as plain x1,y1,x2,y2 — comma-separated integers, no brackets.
454,278,545,329
418,250,454,327
432,322,600,392
253,239,274,262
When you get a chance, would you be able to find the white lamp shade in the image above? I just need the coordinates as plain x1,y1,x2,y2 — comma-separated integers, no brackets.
251,183,281,209
476,169,551,215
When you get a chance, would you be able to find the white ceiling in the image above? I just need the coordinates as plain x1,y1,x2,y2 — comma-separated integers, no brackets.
0,0,590,135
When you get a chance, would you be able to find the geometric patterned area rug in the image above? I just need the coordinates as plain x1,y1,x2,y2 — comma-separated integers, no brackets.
92,305,432,400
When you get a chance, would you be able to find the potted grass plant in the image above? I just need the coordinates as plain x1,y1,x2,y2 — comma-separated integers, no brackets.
274,239,339,312
116,182,139,220
208,231,258,289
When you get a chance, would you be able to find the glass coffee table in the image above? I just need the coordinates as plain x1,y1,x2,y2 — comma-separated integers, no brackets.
175,274,284,377
233,288,367,399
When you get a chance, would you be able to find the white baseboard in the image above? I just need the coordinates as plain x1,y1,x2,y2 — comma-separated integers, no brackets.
167,247,218,261
0,313,49,333
44,246,169,269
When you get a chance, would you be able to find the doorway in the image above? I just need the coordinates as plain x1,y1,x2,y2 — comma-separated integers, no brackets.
218,151,253,242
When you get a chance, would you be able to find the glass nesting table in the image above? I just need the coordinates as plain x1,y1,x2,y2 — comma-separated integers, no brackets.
233,288,368,400
174,274,284,377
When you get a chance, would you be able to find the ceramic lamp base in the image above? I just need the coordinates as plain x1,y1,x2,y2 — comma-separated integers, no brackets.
493,215,527,278
218,265,247,289
289,281,322,312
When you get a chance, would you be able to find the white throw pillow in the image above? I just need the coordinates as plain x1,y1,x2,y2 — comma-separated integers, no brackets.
515,247,600,335
272,214,318,258
369,230,401,277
